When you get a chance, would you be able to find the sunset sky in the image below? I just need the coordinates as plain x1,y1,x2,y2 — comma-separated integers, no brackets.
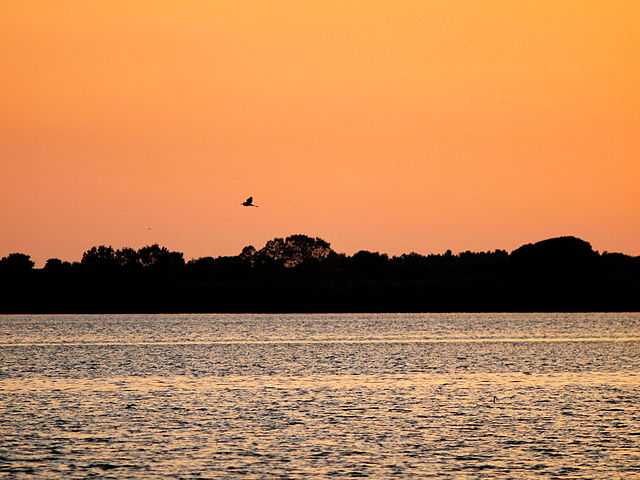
2,1,638,264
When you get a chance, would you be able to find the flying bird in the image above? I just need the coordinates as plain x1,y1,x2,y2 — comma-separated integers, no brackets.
242,196,259,207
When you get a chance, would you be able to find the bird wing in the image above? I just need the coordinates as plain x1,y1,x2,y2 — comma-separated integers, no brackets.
246,196,253,204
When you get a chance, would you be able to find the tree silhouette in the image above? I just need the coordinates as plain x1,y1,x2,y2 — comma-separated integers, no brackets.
43,258,72,273
0,253,34,273
511,236,597,265
137,244,184,274
0,235,638,312
115,247,141,271
350,250,389,277
256,234,334,268
81,246,118,271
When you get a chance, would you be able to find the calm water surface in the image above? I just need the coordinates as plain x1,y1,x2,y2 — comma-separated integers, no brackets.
1,313,640,478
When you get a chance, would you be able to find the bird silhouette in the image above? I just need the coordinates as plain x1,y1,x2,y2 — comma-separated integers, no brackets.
242,196,259,207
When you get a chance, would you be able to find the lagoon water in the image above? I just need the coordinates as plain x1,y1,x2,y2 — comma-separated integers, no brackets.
1,313,640,478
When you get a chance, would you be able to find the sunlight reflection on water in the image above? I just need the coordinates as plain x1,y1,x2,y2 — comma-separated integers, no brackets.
1,313,640,478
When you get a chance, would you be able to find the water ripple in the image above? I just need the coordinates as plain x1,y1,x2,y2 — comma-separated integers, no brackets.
1,313,639,478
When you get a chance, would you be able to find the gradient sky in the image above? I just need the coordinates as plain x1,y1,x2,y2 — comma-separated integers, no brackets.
2,1,639,264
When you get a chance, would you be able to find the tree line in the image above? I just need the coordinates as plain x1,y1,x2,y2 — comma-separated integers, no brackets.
1,234,638,312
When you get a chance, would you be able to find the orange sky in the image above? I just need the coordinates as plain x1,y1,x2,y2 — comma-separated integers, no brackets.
1,1,639,264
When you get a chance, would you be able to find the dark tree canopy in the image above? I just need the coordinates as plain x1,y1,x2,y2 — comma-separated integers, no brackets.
0,235,638,313
43,258,73,273
256,234,333,267
137,244,184,272
0,253,35,273
115,247,141,271
511,236,597,263
81,246,117,270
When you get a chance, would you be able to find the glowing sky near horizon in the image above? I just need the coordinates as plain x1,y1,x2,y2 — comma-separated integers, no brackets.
1,1,639,264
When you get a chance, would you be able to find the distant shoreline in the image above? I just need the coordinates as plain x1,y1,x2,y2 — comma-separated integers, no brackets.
2,234,639,314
